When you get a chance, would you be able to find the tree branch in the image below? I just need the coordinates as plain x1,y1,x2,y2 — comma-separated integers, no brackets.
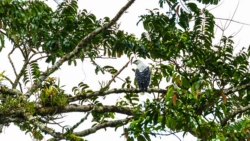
221,105,250,126
37,104,134,116
0,85,23,96
0,88,161,119
8,47,18,77
2,75,13,86
74,118,132,137
144,131,181,141
68,88,167,102
24,114,64,139
12,61,28,89
25,0,136,98
212,17,250,26
66,112,90,134
0,116,24,125
223,82,250,95
101,60,130,91
13,51,47,89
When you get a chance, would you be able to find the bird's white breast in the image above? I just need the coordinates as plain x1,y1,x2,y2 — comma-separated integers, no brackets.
137,64,147,72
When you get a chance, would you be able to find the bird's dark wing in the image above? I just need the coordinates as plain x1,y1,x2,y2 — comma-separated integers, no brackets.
142,66,151,90
135,67,151,91
135,68,143,91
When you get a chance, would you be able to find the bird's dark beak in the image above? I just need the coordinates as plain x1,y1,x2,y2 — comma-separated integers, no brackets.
133,60,137,64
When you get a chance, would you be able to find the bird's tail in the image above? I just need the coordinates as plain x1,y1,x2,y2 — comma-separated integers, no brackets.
140,88,147,95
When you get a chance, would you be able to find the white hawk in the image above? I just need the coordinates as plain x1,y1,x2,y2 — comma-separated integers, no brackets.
133,60,151,91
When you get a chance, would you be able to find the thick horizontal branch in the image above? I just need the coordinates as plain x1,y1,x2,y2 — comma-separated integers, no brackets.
25,114,64,139
0,85,23,96
74,118,132,137
66,82,250,103
0,116,24,125
223,81,250,95
37,104,135,116
221,105,250,126
25,0,136,97
0,104,135,122
0,117,24,133
69,88,167,102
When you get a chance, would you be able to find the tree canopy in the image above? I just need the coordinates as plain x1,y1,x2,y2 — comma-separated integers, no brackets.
1,0,250,140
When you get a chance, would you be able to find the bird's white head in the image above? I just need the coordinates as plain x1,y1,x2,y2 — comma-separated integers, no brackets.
133,59,147,71
133,60,143,66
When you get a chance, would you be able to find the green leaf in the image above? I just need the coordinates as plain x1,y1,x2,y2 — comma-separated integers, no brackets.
165,86,174,101
143,133,151,141
181,77,190,88
195,80,201,90
138,135,146,141
187,3,199,13
153,112,159,125
127,136,134,141
161,115,166,129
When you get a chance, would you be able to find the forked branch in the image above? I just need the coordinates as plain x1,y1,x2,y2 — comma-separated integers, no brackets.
101,60,130,91
221,104,250,126
74,118,132,137
25,0,136,97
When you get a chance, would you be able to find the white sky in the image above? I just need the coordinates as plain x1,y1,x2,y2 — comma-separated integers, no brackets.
0,0,250,140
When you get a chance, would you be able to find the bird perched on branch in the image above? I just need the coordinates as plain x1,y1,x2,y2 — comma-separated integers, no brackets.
133,60,151,92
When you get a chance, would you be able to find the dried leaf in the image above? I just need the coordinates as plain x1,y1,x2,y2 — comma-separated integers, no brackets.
221,92,227,104
124,128,128,139
196,89,201,99
174,78,182,86
175,5,180,16
173,93,177,105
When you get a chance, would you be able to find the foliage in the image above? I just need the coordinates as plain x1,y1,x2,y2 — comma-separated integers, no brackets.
2,0,250,141
39,77,68,107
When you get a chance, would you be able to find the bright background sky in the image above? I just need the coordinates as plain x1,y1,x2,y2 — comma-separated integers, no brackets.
0,0,250,140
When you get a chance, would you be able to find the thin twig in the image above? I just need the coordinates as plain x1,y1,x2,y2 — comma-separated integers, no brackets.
24,113,64,139
74,118,132,137
12,61,28,89
12,54,47,89
53,0,60,4
214,17,250,26
85,56,117,59
16,46,27,60
117,76,134,89
224,0,240,30
144,131,181,141
2,75,13,85
231,24,244,37
30,56,48,63
208,0,225,11
116,76,127,83
102,60,130,91
28,51,46,62
8,47,18,77
66,112,90,134
18,82,23,93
